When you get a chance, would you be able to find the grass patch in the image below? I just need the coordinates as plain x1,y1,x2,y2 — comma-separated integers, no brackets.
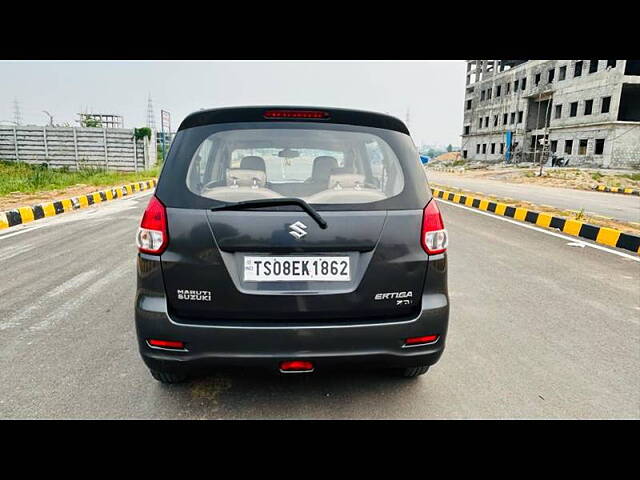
620,173,640,182
0,160,159,196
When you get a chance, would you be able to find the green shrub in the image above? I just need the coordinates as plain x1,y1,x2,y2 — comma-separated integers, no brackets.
0,160,159,196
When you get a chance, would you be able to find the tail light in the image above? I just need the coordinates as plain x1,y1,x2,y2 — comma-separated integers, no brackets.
421,199,448,254
136,195,168,254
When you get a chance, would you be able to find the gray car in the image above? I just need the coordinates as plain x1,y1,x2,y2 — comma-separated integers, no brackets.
135,106,449,383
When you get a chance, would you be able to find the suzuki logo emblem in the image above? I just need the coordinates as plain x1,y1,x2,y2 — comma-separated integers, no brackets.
288,221,308,239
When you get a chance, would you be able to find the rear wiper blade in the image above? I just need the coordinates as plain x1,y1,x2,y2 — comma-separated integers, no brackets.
210,197,328,229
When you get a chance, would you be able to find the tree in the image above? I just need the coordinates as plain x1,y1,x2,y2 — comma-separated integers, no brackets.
446,144,453,152
81,115,102,128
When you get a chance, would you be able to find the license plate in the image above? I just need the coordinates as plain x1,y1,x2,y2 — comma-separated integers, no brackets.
244,256,350,282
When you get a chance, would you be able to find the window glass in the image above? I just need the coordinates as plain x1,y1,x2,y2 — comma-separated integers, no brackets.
185,128,405,205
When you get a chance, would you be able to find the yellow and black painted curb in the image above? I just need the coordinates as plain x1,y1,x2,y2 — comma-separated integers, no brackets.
0,179,157,231
592,185,639,196
426,167,465,174
432,187,640,255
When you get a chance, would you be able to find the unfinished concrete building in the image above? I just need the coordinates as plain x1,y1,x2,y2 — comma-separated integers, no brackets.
461,60,640,169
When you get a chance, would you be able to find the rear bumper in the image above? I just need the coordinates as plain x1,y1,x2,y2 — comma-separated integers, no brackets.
135,293,449,373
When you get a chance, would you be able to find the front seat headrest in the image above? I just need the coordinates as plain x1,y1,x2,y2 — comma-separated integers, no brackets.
310,156,338,181
240,156,266,172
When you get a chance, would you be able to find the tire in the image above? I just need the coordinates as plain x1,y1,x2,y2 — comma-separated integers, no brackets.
396,365,430,378
150,369,188,384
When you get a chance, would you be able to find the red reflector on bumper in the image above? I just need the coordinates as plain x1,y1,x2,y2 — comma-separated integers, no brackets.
280,360,314,372
405,335,438,346
148,339,185,349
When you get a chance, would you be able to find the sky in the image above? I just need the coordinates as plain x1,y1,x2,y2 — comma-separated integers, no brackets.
0,61,466,147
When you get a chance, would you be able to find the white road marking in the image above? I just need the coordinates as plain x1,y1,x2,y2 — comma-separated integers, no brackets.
28,262,129,333
439,199,640,262
0,269,99,330
0,243,34,261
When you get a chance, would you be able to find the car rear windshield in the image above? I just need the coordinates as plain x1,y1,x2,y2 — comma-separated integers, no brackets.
185,128,405,205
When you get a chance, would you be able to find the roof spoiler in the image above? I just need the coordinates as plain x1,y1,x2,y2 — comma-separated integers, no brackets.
177,106,410,135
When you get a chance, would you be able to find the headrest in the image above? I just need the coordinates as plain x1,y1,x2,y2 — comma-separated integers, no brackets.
311,156,338,180
240,156,266,171
328,173,366,189
226,169,267,188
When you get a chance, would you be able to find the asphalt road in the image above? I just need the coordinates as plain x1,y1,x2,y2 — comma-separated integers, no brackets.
0,191,638,419
426,171,640,223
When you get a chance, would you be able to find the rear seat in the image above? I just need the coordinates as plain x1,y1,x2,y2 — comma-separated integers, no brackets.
225,169,267,188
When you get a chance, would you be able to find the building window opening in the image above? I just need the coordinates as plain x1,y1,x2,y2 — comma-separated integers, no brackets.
584,99,593,115
555,104,562,119
564,139,573,155
624,60,640,75
578,139,588,155
594,139,605,155
570,102,578,117
575,61,583,77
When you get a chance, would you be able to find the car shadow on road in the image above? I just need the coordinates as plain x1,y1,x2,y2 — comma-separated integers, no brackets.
151,366,429,419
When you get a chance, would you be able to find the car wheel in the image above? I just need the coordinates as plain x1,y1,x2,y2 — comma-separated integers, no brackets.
397,365,430,378
150,369,188,384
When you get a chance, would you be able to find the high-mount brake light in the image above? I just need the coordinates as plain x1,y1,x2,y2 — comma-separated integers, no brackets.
264,110,329,120
421,199,448,255
136,195,169,254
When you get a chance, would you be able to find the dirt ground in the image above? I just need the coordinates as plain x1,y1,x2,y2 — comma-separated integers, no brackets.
430,182,640,236
430,167,640,192
0,184,132,211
